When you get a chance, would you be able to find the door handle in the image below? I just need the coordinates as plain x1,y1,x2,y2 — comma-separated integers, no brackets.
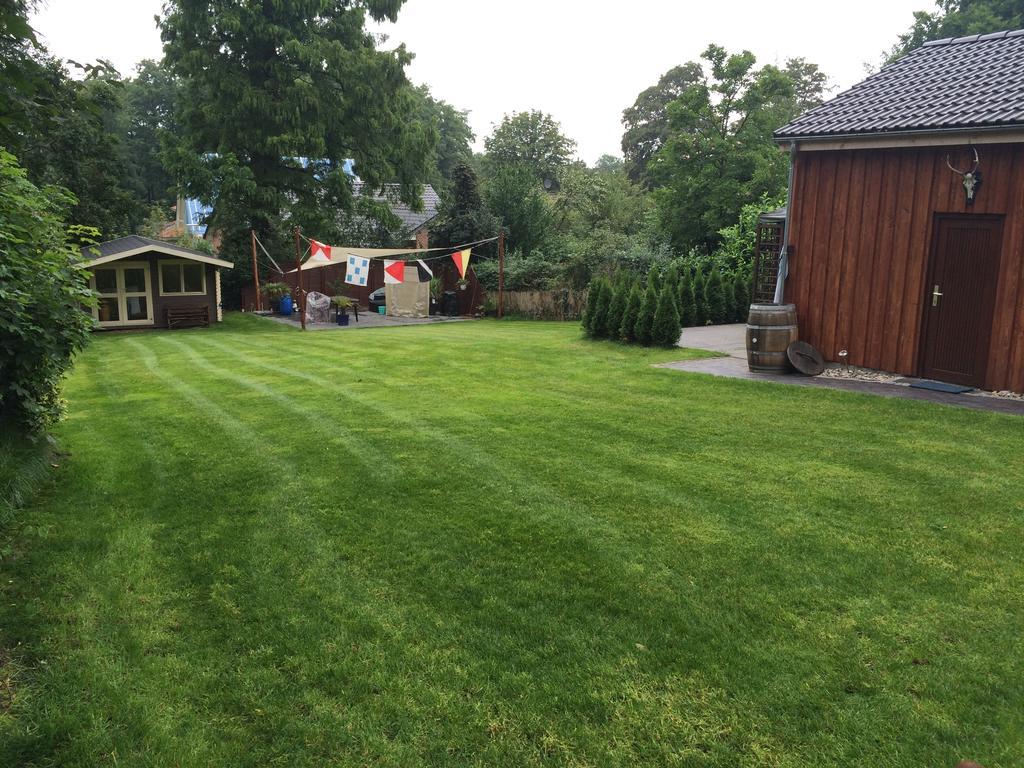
932,284,943,307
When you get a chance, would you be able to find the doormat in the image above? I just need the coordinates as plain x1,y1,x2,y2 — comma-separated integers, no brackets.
909,379,974,394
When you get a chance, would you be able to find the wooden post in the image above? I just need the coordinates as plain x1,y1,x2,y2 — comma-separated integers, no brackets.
497,229,505,319
295,226,306,331
251,229,262,311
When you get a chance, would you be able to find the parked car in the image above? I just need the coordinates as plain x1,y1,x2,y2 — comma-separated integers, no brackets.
368,287,386,312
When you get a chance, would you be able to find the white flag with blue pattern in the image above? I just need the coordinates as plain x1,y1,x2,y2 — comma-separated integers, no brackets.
345,254,370,287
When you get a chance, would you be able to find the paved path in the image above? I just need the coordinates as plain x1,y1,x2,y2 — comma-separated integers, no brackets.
670,324,1024,417
677,323,747,358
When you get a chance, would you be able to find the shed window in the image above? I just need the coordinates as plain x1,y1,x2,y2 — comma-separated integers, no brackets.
159,261,206,295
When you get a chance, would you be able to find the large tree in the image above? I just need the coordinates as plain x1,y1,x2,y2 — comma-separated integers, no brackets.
411,84,474,190
123,59,180,208
620,63,704,186
649,45,824,253
485,164,555,257
159,0,435,278
483,110,576,184
888,0,1024,60
431,162,498,249
16,61,145,239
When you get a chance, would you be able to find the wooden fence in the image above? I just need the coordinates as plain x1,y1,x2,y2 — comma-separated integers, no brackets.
500,289,587,320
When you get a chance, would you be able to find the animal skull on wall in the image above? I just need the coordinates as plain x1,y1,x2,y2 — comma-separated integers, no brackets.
946,147,982,205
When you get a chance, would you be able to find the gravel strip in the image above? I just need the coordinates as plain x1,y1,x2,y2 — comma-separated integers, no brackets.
819,365,902,384
818,364,1024,400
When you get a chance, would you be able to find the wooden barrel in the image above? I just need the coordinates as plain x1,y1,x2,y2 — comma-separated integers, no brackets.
746,303,798,373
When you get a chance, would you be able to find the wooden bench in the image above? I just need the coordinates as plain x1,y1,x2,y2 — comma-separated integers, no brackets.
166,305,211,329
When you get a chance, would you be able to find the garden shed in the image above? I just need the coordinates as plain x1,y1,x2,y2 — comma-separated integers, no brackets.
82,236,233,329
774,29,1024,392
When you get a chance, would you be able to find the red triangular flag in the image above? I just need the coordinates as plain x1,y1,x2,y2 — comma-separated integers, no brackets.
383,259,405,284
311,239,332,260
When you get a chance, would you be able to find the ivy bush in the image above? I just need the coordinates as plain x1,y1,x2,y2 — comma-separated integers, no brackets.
0,150,95,434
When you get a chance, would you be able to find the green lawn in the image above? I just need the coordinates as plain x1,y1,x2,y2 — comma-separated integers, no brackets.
2,314,1022,767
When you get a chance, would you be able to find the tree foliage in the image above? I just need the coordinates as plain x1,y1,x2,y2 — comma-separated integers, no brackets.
0,149,95,433
411,84,474,190
19,68,145,239
651,283,682,347
620,62,703,186
634,282,658,346
677,271,696,327
123,59,180,207
432,163,499,248
619,284,643,342
888,0,1024,60
704,268,728,325
604,274,629,340
484,110,576,183
159,0,435,278
485,165,554,257
648,45,826,253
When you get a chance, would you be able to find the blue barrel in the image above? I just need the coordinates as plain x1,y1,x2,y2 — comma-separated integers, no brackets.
279,295,293,316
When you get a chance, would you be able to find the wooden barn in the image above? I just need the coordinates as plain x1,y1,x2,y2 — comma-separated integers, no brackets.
774,29,1024,392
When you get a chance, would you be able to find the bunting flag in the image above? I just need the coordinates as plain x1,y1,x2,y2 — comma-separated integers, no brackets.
345,254,370,286
416,259,433,282
451,248,472,279
311,239,332,260
383,259,405,284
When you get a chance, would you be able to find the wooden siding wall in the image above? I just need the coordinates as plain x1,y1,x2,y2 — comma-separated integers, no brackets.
784,143,1024,392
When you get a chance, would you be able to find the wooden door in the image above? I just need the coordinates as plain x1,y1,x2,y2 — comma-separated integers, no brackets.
919,215,1003,387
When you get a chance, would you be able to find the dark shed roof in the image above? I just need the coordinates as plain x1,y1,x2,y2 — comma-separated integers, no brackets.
776,29,1024,140
81,235,233,268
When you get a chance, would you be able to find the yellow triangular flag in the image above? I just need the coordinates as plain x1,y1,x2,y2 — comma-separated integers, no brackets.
452,248,472,279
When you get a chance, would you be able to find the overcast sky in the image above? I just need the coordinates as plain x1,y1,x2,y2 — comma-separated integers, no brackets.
31,0,930,164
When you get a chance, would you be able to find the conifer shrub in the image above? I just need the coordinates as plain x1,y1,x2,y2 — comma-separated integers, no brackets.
692,269,708,326
704,269,727,325
651,283,682,347
589,278,613,338
581,276,600,336
646,264,661,295
634,282,658,346
604,276,628,341
733,273,751,322
619,284,643,342
676,272,695,327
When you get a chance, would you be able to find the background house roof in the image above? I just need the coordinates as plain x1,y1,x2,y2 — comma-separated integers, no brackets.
353,182,440,233
81,235,234,269
776,29,1024,140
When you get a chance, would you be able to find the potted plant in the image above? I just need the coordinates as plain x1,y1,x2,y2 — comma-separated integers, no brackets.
331,295,354,326
263,282,291,314
457,278,469,291
429,276,442,315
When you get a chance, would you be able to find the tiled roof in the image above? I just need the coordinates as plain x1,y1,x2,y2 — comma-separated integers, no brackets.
353,183,440,233
776,29,1024,140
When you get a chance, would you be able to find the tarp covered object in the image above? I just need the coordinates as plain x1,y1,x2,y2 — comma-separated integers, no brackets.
305,291,331,324
384,265,429,318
